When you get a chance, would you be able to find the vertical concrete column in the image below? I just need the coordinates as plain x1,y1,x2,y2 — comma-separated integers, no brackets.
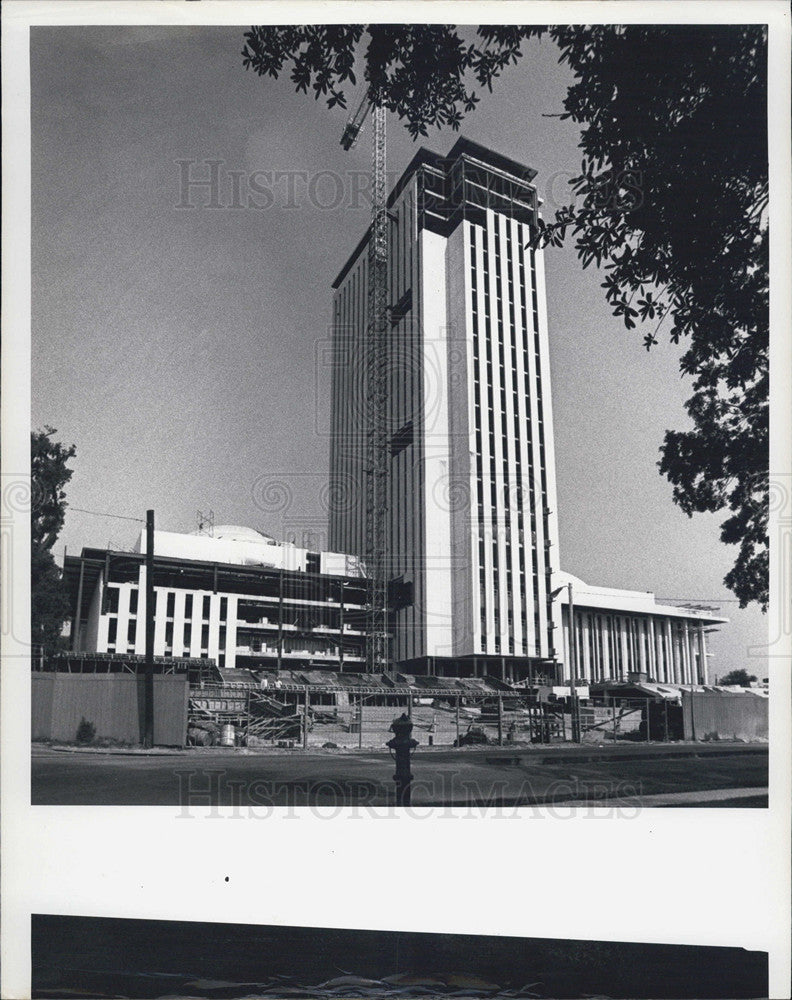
601,615,611,680
698,624,708,684
153,589,167,657
685,622,697,684
681,621,691,684
619,618,629,680
675,623,684,684
647,618,656,679
653,619,664,682
664,619,674,683
638,619,648,674
581,615,591,682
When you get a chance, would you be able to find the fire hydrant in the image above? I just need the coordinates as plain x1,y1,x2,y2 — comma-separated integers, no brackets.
386,713,418,806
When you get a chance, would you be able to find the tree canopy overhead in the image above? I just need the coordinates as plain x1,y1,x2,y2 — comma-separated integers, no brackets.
242,24,769,610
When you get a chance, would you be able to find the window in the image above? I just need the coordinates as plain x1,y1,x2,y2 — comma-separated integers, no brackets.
107,618,117,645
219,596,228,621
166,592,175,618
219,626,226,652
128,588,138,615
201,625,209,650
106,586,120,615
127,618,136,645
183,620,191,649
202,595,211,620
165,622,173,647
184,593,193,619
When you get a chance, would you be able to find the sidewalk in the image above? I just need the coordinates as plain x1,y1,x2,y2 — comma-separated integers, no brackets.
33,739,768,760
559,786,768,807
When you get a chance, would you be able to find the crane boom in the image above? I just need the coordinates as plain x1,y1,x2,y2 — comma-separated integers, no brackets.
340,92,390,674
340,88,373,150
365,102,389,674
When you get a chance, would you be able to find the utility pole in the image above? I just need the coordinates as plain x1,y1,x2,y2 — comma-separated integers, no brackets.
143,509,155,748
568,581,580,743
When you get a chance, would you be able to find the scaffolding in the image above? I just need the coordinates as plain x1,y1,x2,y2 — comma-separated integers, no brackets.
341,91,390,675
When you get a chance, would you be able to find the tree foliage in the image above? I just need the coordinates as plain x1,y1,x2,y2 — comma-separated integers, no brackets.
242,25,519,136
31,427,76,652
719,669,758,687
242,24,769,610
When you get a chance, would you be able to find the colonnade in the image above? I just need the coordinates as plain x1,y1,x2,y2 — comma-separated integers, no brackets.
561,608,709,685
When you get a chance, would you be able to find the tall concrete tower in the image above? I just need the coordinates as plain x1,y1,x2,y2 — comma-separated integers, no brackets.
329,138,562,681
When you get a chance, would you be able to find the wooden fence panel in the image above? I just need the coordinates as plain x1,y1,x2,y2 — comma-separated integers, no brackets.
31,673,187,746
682,691,768,742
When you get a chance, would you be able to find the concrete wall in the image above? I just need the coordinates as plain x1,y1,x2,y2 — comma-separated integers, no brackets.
32,673,188,746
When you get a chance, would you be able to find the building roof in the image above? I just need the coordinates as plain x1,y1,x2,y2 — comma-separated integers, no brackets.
62,546,369,625
557,571,728,626
194,525,275,544
331,136,539,289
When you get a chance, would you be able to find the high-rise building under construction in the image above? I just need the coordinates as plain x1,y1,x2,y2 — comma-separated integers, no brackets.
329,138,724,683
329,138,561,678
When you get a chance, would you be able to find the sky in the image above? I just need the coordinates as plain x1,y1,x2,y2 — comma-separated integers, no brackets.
30,24,767,678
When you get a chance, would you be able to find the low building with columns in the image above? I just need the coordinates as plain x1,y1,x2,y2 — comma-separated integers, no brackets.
557,571,726,686
63,526,369,672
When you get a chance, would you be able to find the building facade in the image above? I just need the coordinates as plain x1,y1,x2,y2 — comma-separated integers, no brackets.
329,138,561,676
61,142,728,688
64,526,369,672
558,572,723,685
328,138,726,682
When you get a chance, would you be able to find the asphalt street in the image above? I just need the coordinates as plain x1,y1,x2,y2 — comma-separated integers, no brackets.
31,742,768,807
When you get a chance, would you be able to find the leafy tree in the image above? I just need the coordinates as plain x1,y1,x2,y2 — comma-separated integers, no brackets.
242,24,768,610
31,427,76,652
719,668,758,686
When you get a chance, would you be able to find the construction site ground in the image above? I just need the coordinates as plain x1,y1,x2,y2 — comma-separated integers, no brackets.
31,741,768,807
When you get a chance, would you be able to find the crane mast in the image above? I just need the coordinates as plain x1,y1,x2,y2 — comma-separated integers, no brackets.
341,92,390,674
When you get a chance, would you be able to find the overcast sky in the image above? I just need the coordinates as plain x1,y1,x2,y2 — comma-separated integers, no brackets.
30,24,766,676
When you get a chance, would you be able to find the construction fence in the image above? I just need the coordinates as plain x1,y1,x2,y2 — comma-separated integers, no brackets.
682,689,768,742
188,686,680,750
32,672,189,746
189,685,568,749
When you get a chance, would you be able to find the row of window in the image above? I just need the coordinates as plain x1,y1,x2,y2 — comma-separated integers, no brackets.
470,218,550,657
105,585,226,623
527,236,555,655
105,615,217,654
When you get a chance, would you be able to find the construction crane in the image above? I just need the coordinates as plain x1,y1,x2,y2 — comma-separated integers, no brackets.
340,88,389,675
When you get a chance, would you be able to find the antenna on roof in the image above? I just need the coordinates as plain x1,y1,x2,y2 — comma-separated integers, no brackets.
196,509,215,536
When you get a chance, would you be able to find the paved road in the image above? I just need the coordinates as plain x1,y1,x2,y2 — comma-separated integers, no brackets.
31,742,768,807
